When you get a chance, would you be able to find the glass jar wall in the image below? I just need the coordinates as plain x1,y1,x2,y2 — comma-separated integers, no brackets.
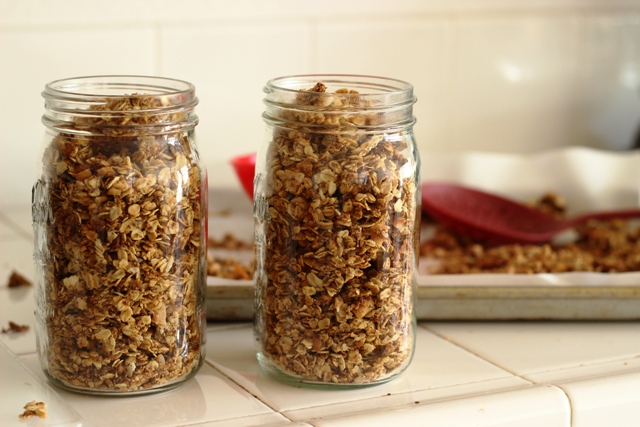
254,75,420,388
32,76,207,395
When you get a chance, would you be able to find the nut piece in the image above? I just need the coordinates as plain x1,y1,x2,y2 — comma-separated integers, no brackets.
36,94,205,392
19,401,47,419
256,82,418,384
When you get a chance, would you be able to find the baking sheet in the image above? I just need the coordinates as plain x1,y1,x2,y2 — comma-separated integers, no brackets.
206,146,640,320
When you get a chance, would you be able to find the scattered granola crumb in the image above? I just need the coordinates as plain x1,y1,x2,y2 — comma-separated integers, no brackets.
19,400,47,419
7,271,31,288
2,321,29,333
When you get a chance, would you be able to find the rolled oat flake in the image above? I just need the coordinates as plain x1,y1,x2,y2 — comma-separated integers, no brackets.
32,76,207,394
254,75,420,387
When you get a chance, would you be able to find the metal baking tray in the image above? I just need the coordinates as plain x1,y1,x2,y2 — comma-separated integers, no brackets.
206,147,640,320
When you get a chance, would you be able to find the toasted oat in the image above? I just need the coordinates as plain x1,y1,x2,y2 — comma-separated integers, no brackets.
255,82,417,384
19,400,47,419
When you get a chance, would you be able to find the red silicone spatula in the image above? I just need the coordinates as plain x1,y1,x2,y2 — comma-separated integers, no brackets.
422,182,640,244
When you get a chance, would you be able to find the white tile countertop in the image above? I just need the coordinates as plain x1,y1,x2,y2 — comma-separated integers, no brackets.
2,204,640,427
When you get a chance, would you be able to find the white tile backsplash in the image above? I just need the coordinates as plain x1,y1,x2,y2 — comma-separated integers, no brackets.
1,0,639,200
573,13,640,151
452,15,580,154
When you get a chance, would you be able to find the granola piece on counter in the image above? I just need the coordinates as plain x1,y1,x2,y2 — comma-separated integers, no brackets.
7,271,31,288
2,321,29,333
19,401,47,419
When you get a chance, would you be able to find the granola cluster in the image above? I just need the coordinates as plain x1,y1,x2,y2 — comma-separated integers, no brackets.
19,401,47,420
35,94,205,392
421,193,640,273
256,82,418,384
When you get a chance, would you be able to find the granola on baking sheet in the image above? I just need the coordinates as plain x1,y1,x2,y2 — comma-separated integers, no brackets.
421,193,640,274
34,92,206,393
255,81,419,385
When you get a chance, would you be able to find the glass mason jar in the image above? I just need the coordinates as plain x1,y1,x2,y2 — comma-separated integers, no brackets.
32,76,208,395
254,75,420,387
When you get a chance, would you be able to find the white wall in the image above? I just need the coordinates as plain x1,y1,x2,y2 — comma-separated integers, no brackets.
1,0,639,207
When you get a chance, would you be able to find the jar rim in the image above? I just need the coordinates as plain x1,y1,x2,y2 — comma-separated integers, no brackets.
43,75,197,106
262,74,416,128
41,75,199,133
263,74,416,112
264,74,413,96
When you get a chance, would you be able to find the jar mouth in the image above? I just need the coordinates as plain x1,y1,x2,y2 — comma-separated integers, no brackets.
43,75,197,104
263,74,415,107
262,74,416,129
42,75,199,133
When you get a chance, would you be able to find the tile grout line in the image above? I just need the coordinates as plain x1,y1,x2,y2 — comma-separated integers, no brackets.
420,324,578,423
281,379,572,427
549,384,574,427
519,356,640,384
0,211,32,242
418,324,640,406
281,378,536,424
202,358,296,423
199,330,537,426
419,324,531,381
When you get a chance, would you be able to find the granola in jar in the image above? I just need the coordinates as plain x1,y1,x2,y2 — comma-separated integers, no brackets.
254,75,420,387
32,76,207,394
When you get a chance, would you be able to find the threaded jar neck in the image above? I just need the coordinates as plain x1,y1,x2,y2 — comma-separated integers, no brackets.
262,74,416,132
42,75,199,135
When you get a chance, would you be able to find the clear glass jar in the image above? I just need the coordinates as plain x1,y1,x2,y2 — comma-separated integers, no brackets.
254,75,420,387
32,76,207,395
